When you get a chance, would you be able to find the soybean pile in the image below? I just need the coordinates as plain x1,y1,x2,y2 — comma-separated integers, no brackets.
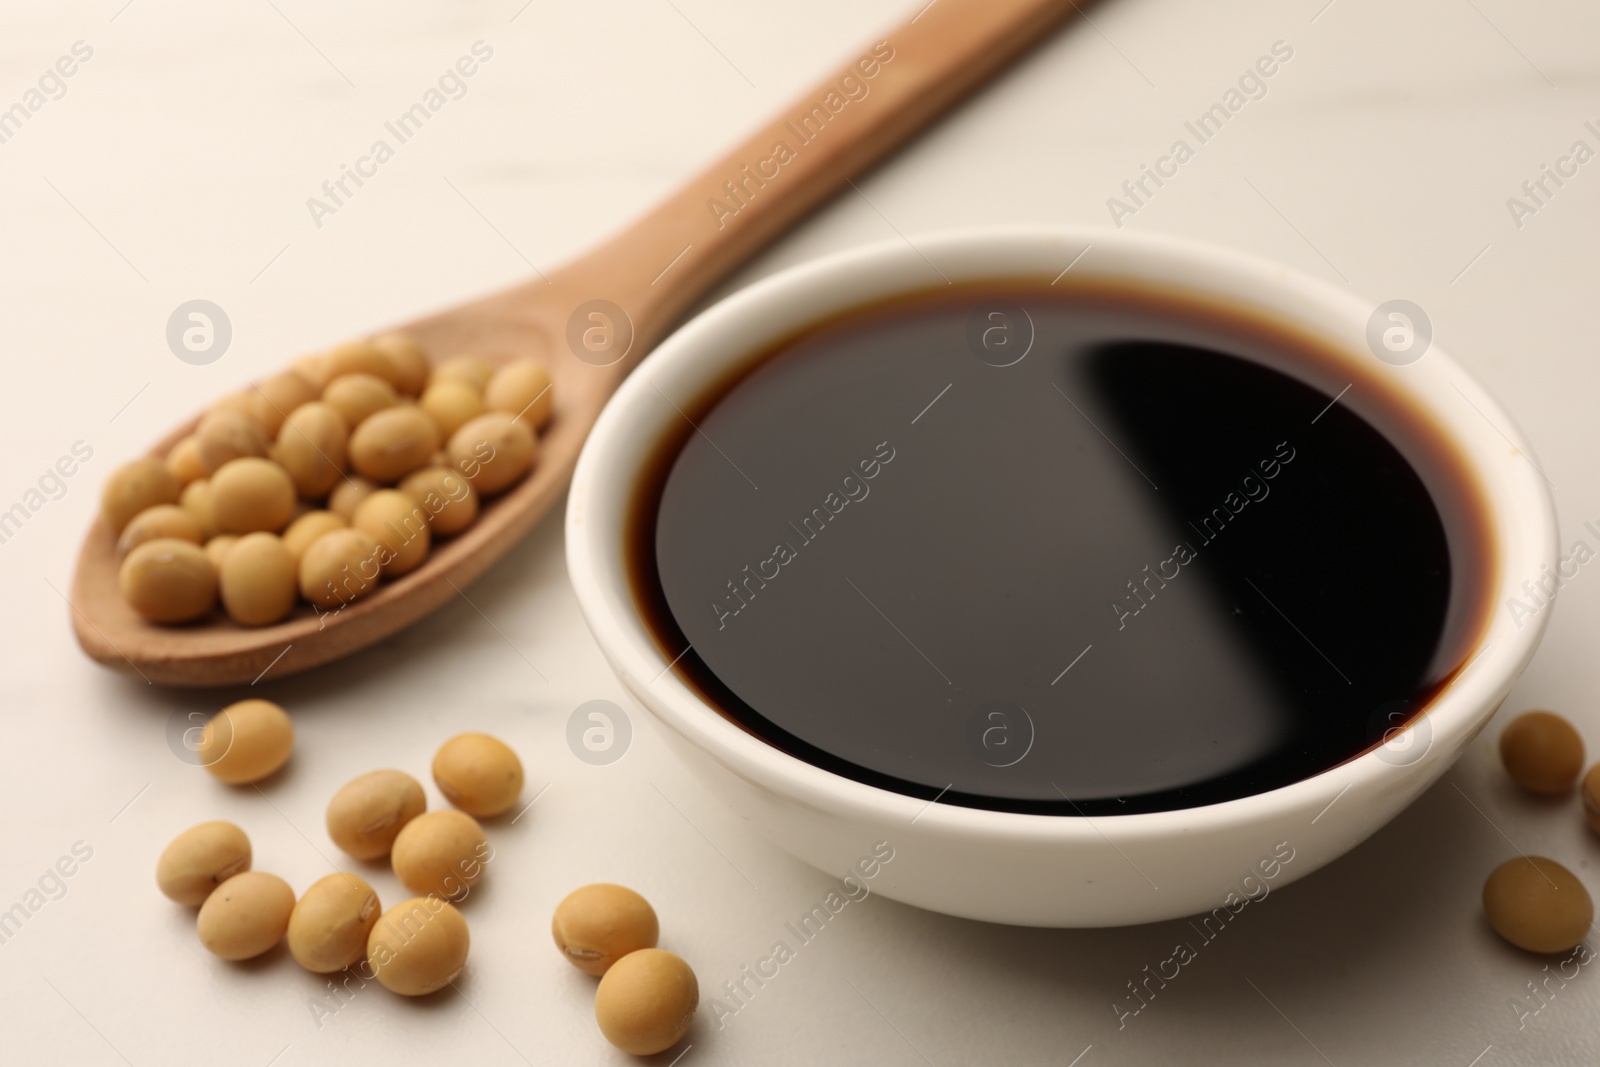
106,335,553,626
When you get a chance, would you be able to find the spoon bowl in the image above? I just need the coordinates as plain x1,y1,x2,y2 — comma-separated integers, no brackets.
72,280,617,685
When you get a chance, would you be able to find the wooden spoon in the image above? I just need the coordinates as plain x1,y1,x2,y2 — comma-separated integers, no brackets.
70,0,1080,686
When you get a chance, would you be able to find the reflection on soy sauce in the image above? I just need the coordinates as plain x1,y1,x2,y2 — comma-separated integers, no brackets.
1086,341,1458,798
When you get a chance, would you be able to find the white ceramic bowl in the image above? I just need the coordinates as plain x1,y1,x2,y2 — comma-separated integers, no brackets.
566,229,1556,927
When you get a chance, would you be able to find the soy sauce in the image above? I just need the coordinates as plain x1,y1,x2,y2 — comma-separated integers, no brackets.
629,282,1495,815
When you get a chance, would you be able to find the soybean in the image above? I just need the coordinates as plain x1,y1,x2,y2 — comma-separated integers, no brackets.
431,356,495,393
116,504,203,559
349,406,439,484
328,476,378,522
249,371,319,435
448,413,536,496
281,508,344,559
390,810,488,900
594,949,698,1056
551,884,659,977
323,373,397,429
199,698,294,784
274,401,349,499
156,821,252,906
484,360,554,428
219,532,297,626
1585,763,1600,834
1500,710,1584,794
368,896,470,996
291,354,331,390
203,535,239,569
209,391,263,426
196,409,270,475
180,479,219,539
353,490,431,578
211,457,296,534
287,873,381,973
101,459,181,534
374,333,429,396
197,871,295,961
167,436,207,486
299,527,383,608
326,769,427,860
432,733,523,818
120,539,218,622
325,340,398,386
399,467,479,537
1483,856,1593,953
419,379,484,441
281,510,346,566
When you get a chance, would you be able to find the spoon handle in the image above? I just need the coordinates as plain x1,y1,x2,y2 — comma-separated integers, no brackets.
560,0,1080,354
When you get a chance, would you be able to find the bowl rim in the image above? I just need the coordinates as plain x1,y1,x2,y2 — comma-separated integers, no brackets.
566,226,1558,845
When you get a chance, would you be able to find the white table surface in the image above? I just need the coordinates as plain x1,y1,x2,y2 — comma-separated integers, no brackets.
4,0,1600,1063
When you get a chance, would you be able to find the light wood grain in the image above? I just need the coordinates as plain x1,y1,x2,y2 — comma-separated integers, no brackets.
69,0,1080,686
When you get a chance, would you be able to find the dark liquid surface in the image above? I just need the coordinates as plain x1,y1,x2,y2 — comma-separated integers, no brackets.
634,284,1494,815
